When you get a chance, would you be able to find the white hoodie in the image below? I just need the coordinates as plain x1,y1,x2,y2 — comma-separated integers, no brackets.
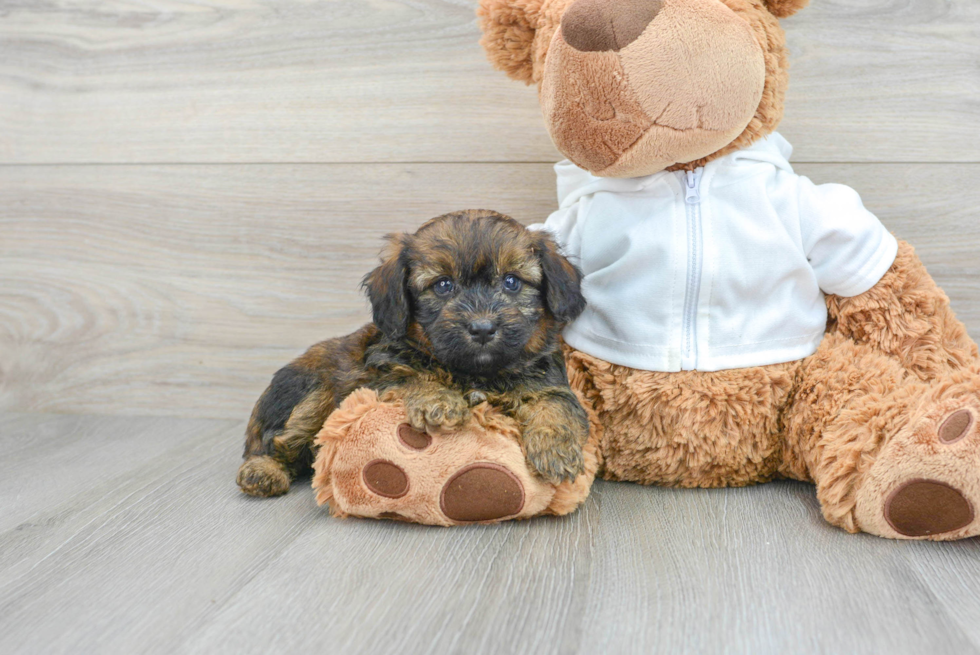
534,133,898,372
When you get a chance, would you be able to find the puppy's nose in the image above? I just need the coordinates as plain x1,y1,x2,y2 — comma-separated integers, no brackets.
467,319,497,345
561,0,663,52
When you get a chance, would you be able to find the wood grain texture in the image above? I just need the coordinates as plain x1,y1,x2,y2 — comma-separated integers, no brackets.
0,162,556,418
0,412,236,534
0,413,320,655
583,482,980,654
2,162,979,419
1,412,978,655
0,0,978,164
2,0,978,652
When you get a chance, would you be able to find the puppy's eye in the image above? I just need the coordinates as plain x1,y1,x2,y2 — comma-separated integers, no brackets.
433,277,455,296
503,274,522,293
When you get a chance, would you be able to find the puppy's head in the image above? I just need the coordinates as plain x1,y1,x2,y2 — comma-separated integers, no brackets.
363,209,585,375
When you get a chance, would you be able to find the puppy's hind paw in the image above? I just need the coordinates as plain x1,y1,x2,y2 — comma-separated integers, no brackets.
237,456,291,497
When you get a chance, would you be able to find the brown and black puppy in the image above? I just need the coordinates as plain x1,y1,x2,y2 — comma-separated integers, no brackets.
236,209,589,497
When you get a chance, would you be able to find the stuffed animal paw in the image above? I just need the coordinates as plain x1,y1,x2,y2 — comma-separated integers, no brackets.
854,396,980,540
311,388,600,526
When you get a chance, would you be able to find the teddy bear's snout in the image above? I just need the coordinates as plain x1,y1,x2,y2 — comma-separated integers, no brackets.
561,0,663,52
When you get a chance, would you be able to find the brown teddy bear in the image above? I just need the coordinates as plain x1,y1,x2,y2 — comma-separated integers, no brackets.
475,0,980,539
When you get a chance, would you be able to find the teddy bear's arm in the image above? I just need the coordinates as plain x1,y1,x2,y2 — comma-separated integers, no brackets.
826,240,979,381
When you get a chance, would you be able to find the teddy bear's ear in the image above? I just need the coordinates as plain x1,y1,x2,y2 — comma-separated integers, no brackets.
762,0,810,18
477,0,544,84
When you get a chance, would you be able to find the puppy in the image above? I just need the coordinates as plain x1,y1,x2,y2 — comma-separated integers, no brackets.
236,209,590,497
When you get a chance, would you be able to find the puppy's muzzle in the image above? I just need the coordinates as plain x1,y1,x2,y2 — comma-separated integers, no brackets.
467,318,498,345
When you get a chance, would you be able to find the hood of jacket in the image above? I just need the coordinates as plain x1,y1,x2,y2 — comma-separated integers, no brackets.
555,133,795,210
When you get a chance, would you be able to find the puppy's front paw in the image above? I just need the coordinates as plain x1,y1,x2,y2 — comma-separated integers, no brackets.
405,388,471,430
522,425,585,484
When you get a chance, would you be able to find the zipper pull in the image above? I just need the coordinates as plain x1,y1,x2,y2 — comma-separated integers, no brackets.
685,168,703,205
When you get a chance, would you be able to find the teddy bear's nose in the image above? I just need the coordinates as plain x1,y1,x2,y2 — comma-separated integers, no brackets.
561,0,663,52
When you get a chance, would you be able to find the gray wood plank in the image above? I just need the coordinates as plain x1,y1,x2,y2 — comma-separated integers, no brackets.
780,0,980,163
0,162,558,421
0,412,236,533
581,482,980,655
182,486,602,654
2,413,977,655
2,162,979,419
0,415,319,655
899,538,980,648
0,411,599,655
0,0,977,164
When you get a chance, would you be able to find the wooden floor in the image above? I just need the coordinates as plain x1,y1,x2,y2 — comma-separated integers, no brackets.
2,411,980,655
3,0,980,652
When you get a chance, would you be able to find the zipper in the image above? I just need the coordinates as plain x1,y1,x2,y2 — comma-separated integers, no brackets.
680,167,704,370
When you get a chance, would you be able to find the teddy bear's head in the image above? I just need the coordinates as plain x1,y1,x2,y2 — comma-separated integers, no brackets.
479,0,808,177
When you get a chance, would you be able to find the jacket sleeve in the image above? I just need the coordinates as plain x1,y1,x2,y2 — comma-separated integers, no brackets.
528,205,583,263
796,176,898,297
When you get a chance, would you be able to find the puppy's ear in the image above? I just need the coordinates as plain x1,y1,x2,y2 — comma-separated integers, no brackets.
533,232,586,323
362,235,412,340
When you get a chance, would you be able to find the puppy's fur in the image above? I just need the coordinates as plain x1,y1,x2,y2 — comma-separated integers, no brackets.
237,209,589,497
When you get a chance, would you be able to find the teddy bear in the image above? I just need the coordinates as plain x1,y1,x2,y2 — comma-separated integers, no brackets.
473,0,980,540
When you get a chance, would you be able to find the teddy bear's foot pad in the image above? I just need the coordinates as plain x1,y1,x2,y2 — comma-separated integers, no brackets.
884,479,974,537
856,405,980,540
939,409,974,444
362,458,526,522
363,460,410,498
440,463,525,522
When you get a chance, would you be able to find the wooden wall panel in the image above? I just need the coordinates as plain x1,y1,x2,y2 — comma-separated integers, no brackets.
1,162,978,419
0,0,977,165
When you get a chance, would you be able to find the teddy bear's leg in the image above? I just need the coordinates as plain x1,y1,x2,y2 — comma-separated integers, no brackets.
781,333,980,539
826,240,979,381
563,343,796,487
